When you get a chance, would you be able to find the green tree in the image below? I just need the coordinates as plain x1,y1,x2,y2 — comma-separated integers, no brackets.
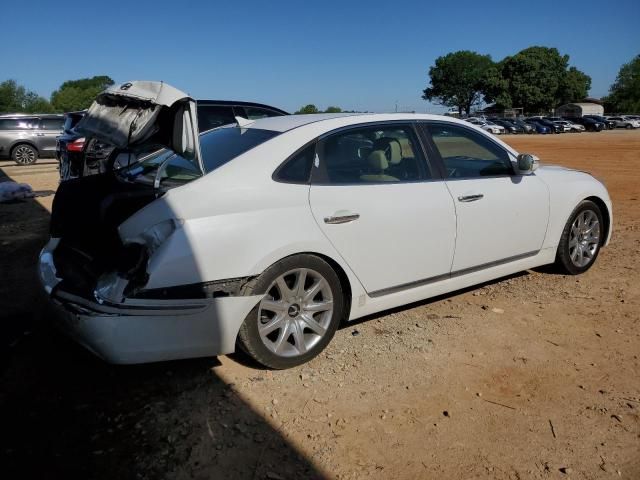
422,51,494,115
484,47,591,113
296,104,320,114
50,75,114,112
23,92,55,113
558,66,591,106
0,79,54,113
325,106,342,113
604,54,640,113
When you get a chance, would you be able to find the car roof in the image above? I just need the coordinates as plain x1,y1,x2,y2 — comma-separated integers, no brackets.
196,99,289,115
243,112,488,133
0,113,63,118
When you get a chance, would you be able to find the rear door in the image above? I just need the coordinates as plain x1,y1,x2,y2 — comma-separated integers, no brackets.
423,121,549,272
37,117,64,156
309,122,456,295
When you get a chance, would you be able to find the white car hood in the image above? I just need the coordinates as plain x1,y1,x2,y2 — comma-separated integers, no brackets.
75,80,203,171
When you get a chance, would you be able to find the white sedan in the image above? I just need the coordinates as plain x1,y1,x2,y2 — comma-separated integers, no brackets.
39,81,612,369
465,118,505,134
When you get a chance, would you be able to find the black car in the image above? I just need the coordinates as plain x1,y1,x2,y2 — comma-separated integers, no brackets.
526,117,563,134
584,115,616,130
489,118,523,134
56,111,87,179
564,116,605,132
508,118,535,134
57,100,289,181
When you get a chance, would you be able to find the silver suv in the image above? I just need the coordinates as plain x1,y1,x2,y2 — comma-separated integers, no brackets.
0,114,64,165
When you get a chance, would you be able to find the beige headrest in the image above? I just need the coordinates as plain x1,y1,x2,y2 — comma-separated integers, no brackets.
367,150,389,172
375,138,402,164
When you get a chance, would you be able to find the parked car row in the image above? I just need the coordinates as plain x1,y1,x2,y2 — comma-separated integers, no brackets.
461,113,640,136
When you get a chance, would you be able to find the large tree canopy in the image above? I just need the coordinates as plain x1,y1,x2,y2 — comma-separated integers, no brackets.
604,54,640,113
50,75,114,112
483,47,591,113
0,80,54,113
422,51,494,115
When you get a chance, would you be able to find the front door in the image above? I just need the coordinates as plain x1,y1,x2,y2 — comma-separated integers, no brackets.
424,122,549,272
309,123,457,295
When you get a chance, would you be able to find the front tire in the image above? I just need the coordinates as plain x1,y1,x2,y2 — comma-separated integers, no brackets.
237,254,344,369
555,200,603,275
12,144,38,165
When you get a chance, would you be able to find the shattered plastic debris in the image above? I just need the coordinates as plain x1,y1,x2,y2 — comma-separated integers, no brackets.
0,182,35,202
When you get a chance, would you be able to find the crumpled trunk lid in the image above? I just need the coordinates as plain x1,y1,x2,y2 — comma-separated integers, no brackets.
75,80,203,172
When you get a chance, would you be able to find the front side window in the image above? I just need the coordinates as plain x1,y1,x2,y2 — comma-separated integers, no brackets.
428,123,513,178
315,124,428,184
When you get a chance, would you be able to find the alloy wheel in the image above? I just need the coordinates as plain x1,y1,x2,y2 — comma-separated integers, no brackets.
258,268,334,358
569,210,600,267
14,146,36,165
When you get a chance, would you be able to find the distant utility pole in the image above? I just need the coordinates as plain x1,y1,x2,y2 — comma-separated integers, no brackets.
395,101,398,113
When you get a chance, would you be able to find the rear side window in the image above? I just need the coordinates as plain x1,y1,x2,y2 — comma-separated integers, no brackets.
197,106,236,132
275,143,315,183
428,123,513,178
41,118,64,130
0,118,37,130
315,124,429,184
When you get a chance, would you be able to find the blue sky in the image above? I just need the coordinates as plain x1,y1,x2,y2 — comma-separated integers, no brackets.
2,0,638,113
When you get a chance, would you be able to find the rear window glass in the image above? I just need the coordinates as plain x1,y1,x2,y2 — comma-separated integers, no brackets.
123,127,279,186
200,127,279,172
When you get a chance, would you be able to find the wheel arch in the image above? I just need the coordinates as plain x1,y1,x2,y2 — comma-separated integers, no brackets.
584,195,611,246
10,141,40,154
252,251,354,323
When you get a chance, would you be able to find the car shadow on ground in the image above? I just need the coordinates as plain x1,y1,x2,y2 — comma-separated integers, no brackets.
0,167,325,480
341,271,529,330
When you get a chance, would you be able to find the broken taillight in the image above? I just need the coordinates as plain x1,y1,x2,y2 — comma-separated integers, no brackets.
66,138,85,152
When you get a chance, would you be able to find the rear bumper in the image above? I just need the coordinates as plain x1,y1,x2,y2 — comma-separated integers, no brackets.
39,239,261,364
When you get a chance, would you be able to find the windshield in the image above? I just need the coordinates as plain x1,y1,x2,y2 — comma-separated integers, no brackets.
119,126,280,187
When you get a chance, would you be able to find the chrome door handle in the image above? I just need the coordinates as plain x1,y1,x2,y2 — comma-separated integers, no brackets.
324,213,360,224
457,194,484,202
36,133,45,136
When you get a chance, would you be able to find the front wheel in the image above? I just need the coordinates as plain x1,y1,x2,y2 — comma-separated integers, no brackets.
555,200,603,275
237,255,344,369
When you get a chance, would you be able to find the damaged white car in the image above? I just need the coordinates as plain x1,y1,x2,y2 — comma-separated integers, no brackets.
40,81,612,369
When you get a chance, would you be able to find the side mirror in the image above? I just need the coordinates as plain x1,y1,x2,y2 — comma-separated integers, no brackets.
517,153,539,173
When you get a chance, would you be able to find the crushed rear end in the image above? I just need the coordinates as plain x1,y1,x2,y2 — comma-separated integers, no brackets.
39,81,260,364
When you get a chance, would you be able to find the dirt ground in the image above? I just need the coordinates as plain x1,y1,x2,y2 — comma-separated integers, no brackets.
1,130,639,480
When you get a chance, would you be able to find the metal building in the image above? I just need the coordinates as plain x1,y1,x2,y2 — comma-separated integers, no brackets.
555,102,604,117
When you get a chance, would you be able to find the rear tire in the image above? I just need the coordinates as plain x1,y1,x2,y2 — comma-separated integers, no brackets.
554,200,604,275
12,144,38,165
626,124,632,130
237,254,344,369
